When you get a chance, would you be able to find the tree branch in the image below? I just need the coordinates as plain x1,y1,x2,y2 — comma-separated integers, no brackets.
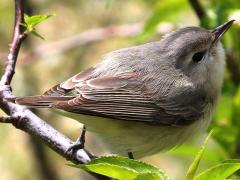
0,1,111,179
0,0,92,163
0,115,19,123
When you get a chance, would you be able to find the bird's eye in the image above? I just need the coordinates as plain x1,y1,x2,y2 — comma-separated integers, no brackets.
192,51,206,62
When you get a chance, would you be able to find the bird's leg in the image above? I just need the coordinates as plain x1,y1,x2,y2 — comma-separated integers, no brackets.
66,126,86,153
128,151,134,159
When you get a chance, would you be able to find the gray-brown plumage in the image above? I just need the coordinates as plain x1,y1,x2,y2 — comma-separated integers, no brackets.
7,20,234,157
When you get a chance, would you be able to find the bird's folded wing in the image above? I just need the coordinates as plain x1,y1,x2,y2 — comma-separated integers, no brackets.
47,68,206,126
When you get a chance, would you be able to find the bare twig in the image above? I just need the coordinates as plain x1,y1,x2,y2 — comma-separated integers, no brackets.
0,1,113,179
20,22,171,63
0,0,92,163
0,115,19,123
188,0,206,19
0,0,26,85
31,23,143,58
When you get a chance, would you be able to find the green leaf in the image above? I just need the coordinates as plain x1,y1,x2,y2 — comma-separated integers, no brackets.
194,160,240,180
24,14,54,30
69,156,170,180
135,172,161,180
81,163,137,180
186,131,213,180
22,13,55,39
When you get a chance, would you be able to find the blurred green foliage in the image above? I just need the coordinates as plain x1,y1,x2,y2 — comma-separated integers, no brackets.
138,0,190,41
0,0,240,179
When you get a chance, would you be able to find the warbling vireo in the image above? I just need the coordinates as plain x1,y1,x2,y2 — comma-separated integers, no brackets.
7,20,234,158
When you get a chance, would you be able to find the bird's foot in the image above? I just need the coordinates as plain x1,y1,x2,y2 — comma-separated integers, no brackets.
128,151,134,159
66,126,86,155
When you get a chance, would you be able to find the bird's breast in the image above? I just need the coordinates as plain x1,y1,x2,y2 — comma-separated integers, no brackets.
56,105,213,158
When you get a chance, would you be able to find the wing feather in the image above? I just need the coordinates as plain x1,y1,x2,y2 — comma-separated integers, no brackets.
50,70,207,126
16,66,206,126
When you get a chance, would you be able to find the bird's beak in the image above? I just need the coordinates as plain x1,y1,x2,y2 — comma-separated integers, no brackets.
211,20,235,44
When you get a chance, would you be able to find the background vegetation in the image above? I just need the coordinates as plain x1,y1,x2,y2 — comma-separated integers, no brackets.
0,0,239,179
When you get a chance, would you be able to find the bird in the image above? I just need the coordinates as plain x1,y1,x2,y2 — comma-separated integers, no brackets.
7,20,234,158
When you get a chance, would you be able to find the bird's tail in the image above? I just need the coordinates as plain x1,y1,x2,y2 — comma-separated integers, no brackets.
5,95,74,108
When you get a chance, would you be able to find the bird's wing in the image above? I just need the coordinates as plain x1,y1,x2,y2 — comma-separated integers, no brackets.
11,67,206,126
42,68,207,126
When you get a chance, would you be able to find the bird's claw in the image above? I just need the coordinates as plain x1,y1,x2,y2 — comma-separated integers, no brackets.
128,151,134,159
65,126,86,154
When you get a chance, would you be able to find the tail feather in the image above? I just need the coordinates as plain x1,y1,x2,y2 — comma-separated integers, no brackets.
5,95,74,108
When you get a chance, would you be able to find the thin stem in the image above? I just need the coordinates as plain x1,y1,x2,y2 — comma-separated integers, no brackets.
0,1,112,179
0,0,93,164
1,0,25,85
188,0,206,19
